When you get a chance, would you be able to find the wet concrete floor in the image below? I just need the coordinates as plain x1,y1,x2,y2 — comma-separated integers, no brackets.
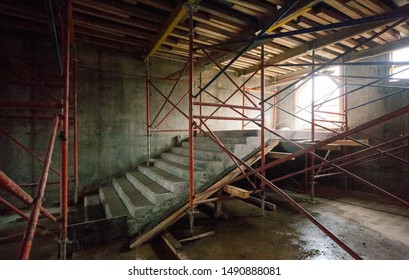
1,188,409,260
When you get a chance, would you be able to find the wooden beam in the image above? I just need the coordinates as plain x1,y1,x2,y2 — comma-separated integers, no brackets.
147,1,189,58
223,185,251,199
267,152,295,160
178,231,215,243
246,196,277,211
161,231,188,260
346,37,409,62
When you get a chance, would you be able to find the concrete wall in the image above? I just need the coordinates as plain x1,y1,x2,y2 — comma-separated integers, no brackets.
345,54,409,201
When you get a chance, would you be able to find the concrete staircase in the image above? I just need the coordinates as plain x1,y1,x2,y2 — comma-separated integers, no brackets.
83,129,267,236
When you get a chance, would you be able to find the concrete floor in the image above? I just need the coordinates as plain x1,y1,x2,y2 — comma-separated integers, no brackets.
1,187,409,260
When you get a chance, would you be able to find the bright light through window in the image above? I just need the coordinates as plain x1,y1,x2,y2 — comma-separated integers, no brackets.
391,46,409,81
296,67,341,129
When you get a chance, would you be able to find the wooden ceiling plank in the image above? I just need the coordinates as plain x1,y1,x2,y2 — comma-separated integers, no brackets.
243,17,400,75
226,0,277,14
73,14,155,42
199,1,257,26
72,0,130,18
357,0,392,13
134,0,175,12
73,5,160,33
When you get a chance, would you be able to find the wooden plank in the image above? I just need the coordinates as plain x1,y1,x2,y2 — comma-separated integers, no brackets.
267,151,295,160
246,196,277,211
178,231,216,243
129,140,279,249
243,15,402,75
161,231,188,260
223,185,251,199
331,139,369,146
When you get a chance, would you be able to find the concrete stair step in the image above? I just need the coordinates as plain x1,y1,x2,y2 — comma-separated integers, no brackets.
181,140,235,151
99,186,129,218
84,194,105,222
154,159,207,181
171,147,223,161
138,165,187,195
161,152,224,178
126,171,173,206
160,152,219,169
214,129,259,138
194,136,248,145
112,177,153,219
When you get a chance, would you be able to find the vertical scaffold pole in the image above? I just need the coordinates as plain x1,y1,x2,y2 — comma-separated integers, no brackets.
146,57,151,165
73,58,78,205
260,45,266,216
310,47,316,203
188,1,195,235
59,0,72,260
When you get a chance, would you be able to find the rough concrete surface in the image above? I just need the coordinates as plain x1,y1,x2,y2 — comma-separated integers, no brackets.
1,189,408,260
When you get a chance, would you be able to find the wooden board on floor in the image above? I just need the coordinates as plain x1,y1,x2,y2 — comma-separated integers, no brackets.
223,184,251,199
161,231,188,260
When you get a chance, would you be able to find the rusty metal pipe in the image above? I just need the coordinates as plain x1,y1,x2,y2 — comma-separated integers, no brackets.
59,0,72,260
73,60,79,205
188,3,195,235
18,114,59,260
0,171,57,222
0,196,29,221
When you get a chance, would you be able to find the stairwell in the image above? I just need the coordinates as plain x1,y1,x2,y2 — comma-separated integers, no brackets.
81,129,269,238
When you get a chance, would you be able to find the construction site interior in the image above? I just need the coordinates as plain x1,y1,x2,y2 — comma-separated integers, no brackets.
1,0,409,260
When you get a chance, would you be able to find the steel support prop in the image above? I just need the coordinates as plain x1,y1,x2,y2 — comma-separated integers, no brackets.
146,57,151,162
260,44,266,215
0,171,56,222
18,115,59,260
0,196,29,221
187,2,195,235
59,0,72,260
73,59,79,205
310,48,316,203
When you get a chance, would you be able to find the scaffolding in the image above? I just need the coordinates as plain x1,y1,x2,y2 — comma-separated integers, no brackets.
0,0,75,259
1,0,409,260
